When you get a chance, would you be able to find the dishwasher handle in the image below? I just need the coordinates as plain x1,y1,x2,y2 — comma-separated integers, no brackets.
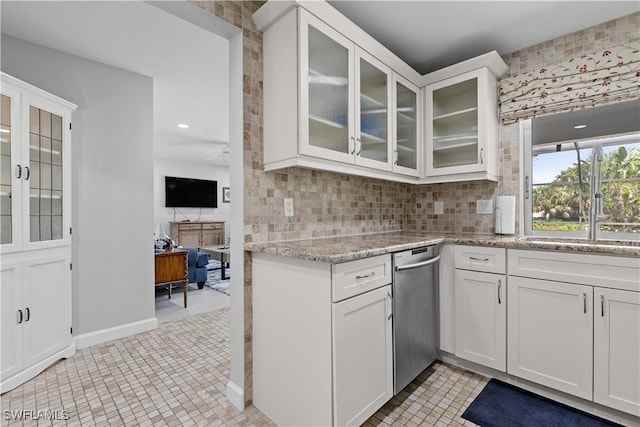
395,255,440,272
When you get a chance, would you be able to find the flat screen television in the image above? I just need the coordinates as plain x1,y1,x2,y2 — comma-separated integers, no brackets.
165,176,218,208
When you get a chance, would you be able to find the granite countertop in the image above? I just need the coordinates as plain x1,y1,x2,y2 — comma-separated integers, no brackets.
244,231,640,263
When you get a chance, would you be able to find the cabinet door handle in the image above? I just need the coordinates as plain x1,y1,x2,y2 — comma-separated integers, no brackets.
355,272,375,279
15,164,22,179
498,279,502,304
356,137,361,156
583,292,587,314
387,291,392,320
24,166,30,180
469,256,489,262
17,309,23,324
479,147,484,164
350,136,355,154
25,307,30,322
601,294,604,317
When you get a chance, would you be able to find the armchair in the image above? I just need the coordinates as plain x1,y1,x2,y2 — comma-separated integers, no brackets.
186,247,209,289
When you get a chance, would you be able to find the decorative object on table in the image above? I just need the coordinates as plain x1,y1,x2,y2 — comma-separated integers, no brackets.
222,186,230,203
462,378,622,427
154,222,175,251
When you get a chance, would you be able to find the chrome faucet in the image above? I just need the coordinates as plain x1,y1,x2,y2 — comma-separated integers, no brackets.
588,145,610,240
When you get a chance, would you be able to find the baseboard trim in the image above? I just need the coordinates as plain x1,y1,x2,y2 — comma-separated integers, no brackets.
74,317,158,349
227,380,245,410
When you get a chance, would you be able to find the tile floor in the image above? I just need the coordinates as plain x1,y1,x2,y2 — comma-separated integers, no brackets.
2,297,488,426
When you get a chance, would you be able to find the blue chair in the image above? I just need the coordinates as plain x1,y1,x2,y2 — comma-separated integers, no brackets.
186,247,209,289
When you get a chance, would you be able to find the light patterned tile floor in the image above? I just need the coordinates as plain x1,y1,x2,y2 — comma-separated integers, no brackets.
2,303,488,426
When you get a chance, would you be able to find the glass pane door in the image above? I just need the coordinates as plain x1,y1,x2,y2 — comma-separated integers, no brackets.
359,58,388,163
432,78,478,169
396,82,417,170
0,95,12,244
29,105,64,242
308,25,350,154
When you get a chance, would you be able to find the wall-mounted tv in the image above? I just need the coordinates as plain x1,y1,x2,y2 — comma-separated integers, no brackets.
165,176,218,208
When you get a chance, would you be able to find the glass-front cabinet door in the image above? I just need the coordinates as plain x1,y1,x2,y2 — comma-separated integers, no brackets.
0,73,74,254
28,104,65,244
1,92,17,248
300,11,392,171
300,12,355,164
355,50,392,171
393,74,420,177
426,68,488,177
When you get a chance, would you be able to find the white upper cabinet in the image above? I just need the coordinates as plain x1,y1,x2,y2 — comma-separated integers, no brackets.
255,1,507,184
425,67,501,182
300,13,393,171
301,13,355,164
392,74,420,177
258,4,421,183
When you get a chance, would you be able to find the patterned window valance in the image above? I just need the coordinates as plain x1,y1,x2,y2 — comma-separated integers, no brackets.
499,42,640,124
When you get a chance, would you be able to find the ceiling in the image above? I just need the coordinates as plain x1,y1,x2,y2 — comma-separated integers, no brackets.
2,1,638,165
329,1,639,74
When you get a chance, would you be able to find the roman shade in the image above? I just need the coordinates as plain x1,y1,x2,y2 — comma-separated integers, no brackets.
499,42,640,124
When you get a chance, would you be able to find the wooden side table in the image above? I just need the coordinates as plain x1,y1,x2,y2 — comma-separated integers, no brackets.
154,249,188,308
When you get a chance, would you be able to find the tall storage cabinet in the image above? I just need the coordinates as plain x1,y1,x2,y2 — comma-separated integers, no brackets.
0,73,76,393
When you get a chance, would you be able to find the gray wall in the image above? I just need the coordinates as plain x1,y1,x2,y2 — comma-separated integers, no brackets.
2,35,155,335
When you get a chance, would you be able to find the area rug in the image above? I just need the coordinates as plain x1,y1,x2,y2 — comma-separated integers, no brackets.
205,261,230,296
462,379,622,427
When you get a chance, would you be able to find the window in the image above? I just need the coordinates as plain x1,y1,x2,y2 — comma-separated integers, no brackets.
522,101,640,240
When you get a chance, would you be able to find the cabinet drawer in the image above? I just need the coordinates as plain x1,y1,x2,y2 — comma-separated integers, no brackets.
178,223,201,230
332,255,392,302
508,249,640,292
455,246,505,274
203,223,223,230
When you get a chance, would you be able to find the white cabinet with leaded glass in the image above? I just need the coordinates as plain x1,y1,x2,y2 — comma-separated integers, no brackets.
0,72,76,393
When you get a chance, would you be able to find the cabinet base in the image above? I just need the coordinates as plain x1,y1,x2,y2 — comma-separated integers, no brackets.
1,344,76,394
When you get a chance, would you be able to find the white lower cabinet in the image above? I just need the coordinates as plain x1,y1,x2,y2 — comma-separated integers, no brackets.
333,284,393,426
1,253,74,392
252,253,392,427
454,270,506,370
507,276,593,400
453,245,506,371
593,287,640,416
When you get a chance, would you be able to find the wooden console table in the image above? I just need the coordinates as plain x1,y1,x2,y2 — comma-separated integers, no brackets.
154,249,188,308
169,221,225,248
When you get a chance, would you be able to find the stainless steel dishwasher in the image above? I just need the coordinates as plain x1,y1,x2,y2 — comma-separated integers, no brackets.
392,245,440,395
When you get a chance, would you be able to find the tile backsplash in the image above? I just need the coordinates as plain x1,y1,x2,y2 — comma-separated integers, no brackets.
240,11,639,242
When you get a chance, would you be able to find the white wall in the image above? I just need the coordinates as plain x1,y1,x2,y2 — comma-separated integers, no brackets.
154,157,230,242
1,35,156,336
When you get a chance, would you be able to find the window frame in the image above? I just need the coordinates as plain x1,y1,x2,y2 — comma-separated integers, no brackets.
521,119,640,242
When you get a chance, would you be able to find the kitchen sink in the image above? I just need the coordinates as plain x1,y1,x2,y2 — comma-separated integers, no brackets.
517,236,640,248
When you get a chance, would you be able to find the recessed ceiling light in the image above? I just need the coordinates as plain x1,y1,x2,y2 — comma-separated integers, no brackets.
177,123,190,129
574,124,587,129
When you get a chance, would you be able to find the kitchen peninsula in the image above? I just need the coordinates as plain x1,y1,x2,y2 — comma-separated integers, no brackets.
246,232,640,426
